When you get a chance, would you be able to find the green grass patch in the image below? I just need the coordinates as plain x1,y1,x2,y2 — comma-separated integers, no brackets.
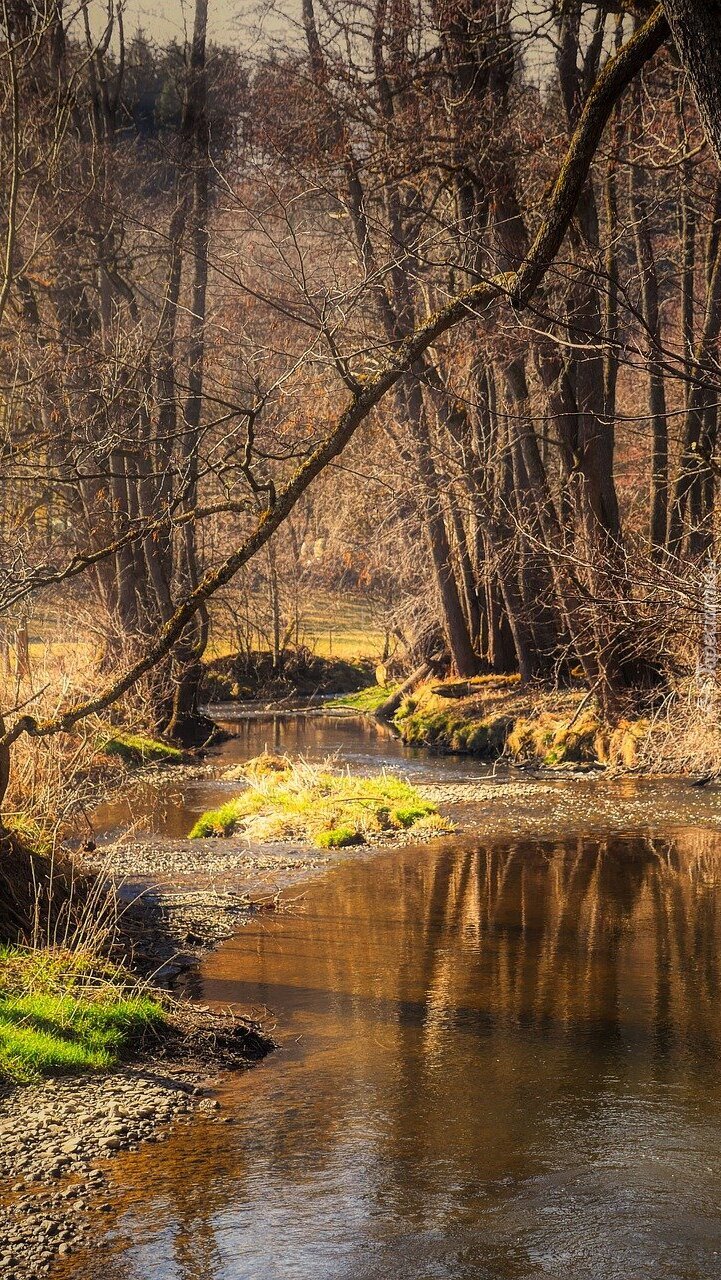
101,732,182,766
0,992,165,1082
188,799,244,839
316,825,365,848
189,755,447,847
0,946,167,1083
3,814,53,855
329,684,397,713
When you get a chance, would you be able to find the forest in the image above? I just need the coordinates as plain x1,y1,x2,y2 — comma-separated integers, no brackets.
3,2,721,1276
0,2,720,773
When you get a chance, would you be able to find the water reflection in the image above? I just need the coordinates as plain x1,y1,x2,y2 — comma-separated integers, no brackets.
75,830,721,1280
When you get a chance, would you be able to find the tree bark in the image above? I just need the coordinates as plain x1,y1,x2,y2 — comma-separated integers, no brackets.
661,2,721,172
628,132,668,553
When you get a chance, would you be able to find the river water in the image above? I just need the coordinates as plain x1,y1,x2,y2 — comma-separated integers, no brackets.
76,713,721,1280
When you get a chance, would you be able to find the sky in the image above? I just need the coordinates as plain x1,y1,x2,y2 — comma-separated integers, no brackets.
120,0,243,45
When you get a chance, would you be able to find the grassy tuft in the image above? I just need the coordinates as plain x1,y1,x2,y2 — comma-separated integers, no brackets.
390,803,434,829
0,946,166,1083
329,684,397,714
316,825,365,848
101,732,183,766
242,752,293,781
188,799,243,839
189,755,446,847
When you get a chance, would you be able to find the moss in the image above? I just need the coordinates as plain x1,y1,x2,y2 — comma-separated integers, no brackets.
101,732,182,766
507,710,603,765
189,800,242,839
395,696,417,719
394,693,513,759
384,675,649,771
329,684,397,713
315,826,365,849
390,801,436,828
397,707,465,748
0,992,165,1082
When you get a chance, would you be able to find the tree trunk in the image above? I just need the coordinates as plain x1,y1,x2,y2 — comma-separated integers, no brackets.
0,715,10,821
661,2,721,171
629,136,668,553
401,380,479,677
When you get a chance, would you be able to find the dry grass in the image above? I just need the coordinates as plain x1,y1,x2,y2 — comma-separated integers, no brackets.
3,636,185,846
638,683,721,777
190,753,448,846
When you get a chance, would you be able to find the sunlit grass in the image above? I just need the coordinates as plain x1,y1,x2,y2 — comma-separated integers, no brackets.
189,754,447,847
101,732,182,765
0,993,165,1081
329,684,397,713
0,946,166,1082
206,588,385,661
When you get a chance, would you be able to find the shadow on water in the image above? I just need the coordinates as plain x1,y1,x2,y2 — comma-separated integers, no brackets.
72,814,721,1280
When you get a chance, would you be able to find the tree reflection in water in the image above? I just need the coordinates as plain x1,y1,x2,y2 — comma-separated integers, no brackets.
69,830,721,1280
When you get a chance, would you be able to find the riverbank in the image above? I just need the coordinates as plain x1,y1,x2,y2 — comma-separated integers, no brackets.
0,1000,269,1280
364,675,650,766
336,674,720,775
0,732,277,1279
0,892,272,1280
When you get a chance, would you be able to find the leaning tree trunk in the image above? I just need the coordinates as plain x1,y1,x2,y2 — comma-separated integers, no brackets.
0,715,10,822
661,2,721,172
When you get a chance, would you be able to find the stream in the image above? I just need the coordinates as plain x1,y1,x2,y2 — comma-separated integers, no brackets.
69,711,721,1279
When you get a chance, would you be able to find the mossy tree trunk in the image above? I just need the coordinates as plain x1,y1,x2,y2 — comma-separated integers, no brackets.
0,715,9,823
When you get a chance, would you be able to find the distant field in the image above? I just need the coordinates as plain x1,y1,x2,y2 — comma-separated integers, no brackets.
296,590,385,659
207,589,386,662
8,590,384,677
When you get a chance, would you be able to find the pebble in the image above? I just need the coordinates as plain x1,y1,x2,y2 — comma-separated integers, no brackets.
0,1069,219,1277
